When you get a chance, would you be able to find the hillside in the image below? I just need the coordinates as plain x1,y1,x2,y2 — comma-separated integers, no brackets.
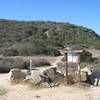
0,19,100,56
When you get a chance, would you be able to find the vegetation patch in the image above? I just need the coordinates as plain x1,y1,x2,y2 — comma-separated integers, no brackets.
30,82,45,89
0,58,29,73
0,89,7,96
2,49,19,56
31,58,51,67
0,19,100,56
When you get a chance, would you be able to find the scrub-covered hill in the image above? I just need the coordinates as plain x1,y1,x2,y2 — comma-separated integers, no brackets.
0,19,100,56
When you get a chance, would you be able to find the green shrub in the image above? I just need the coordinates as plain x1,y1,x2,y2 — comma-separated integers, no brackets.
3,49,19,56
0,19,100,58
80,50,94,62
18,47,34,56
0,58,29,73
0,89,7,96
18,45,60,56
46,47,61,56
31,58,51,67
30,82,44,88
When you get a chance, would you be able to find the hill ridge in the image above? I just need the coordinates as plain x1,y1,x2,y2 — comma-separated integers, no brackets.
0,19,100,56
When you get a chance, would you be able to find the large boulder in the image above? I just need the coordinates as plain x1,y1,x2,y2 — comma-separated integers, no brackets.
29,68,55,87
42,67,57,81
81,67,92,75
81,72,88,81
42,67,64,81
31,70,42,83
8,67,64,86
57,62,65,75
74,70,88,82
8,69,30,80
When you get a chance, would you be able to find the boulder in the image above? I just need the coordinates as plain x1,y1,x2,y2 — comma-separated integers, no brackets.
8,67,64,85
74,71,88,82
42,67,64,81
31,69,55,87
57,62,65,75
31,70,42,83
81,72,88,81
81,67,92,75
42,67,57,81
8,69,30,81
40,74,52,87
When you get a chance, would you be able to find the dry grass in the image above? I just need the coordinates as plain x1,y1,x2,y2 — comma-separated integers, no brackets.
0,88,7,96
31,58,51,67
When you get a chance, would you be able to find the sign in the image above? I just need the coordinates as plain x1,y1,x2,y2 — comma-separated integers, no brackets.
67,53,78,63
64,50,82,84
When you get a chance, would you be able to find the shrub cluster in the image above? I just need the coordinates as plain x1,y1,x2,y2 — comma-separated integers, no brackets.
0,58,29,73
2,44,60,57
0,19,100,57
3,49,19,56
31,58,51,67
80,50,94,62
0,57,51,73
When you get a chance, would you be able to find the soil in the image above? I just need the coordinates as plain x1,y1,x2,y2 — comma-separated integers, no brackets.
0,73,100,100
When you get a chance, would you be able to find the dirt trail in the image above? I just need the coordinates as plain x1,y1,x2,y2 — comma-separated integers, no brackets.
86,49,100,59
51,56,64,66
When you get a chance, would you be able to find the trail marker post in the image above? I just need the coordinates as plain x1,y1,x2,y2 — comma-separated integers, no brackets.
64,50,83,84
29,59,32,75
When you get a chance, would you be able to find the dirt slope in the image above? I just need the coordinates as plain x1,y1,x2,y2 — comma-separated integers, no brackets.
86,49,100,59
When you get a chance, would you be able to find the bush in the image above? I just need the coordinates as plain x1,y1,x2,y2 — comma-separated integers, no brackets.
18,45,60,56
30,82,45,88
18,47,34,56
0,58,29,73
0,57,51,73
46,47,61,56
0,89,7,96
80,50,94,62
2,46,60,56
31,58,51,68
3,49,19,56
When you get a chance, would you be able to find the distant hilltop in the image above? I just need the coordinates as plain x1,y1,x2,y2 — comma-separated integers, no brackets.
0,19,100,56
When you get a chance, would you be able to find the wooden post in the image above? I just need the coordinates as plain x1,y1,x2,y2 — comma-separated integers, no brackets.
64,50,83,85
30,59,32,70
77,53,81,83
29,59,32,75
65,53,69,84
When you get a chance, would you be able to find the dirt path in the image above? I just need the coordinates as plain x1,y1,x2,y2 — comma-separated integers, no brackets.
86,49,100,59
0,73,100,100
51,56,64,66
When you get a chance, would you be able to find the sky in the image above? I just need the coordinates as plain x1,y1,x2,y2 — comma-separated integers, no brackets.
0,0,100,35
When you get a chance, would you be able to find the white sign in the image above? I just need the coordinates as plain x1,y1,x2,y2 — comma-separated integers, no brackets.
68,53,78,63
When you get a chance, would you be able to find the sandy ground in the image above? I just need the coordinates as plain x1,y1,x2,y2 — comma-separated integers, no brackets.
0,73,100,100
86,49,100,59
0,55,100,100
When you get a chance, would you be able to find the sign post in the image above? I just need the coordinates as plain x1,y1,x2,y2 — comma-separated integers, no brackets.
65,53,68,84
77,53,81,82
64,50,83,84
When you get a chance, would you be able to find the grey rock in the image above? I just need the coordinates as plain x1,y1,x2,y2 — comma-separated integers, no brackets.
31,70,42,83
42,67,57,81
8,69,29,80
